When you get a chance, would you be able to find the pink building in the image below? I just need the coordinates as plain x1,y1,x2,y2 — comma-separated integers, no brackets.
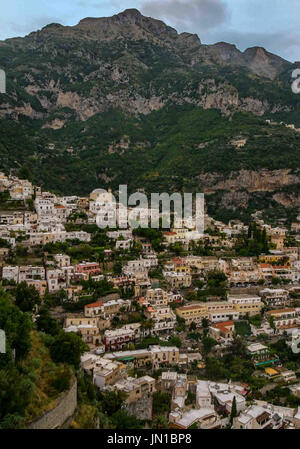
75,262,101,277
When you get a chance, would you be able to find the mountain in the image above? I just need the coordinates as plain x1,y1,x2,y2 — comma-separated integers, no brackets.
0,8,300,224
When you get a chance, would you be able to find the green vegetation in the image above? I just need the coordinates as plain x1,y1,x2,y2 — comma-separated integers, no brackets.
234,222,269,256
235,321,251,337
152,391,171,416
0,289,74,429
1,105,300,223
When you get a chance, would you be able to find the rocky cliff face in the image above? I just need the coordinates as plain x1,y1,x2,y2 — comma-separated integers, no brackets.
0,9,297,121
198,169,300,193
0,9,299,223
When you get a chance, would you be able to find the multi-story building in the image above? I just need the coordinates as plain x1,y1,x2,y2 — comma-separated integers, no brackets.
104,324,141,351
64,316,101,345
2,265,19,283
227,294,264,317
0,211,24,226
49,269,67,292
107,230,133,240
227,257,261,286
18,265,45,282
84,298,131,318
185,256,219,272
259,264,292,282
26,279,47,296
123,259,151,280
265,308,300,334
209,321,235,342
75,262,101,278
34,198,55,217
115,239,132,250
206,302,239,323
144,305,177,334
105,345,180,369
92,358,126,390
146,288,170,306
109,376,155,404
164,271,192,288
208,381,246,414
247,343,279,367
259,289,289,307
176,303,207,327
233,404,287,429
172,257,191,274
54,253,71,268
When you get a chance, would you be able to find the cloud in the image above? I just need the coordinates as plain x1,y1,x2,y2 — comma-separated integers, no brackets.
6,16,64,35
139,0,299,62
211,29,300,62
141,0,230,33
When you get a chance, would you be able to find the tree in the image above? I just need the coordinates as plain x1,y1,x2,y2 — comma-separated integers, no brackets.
230,396,237,426
113,262,122,275
152,414,168,429
186,291,198,301
231,336,247,357
36,307,60,336
0,290,33,427
111,410,143,429
0,289,32,362
152,392,171,415
268,316,276,330
15,282,41,313
202,317,210,330
168,335,182,348
202,336,217,354
0,366,31,427
189,322,197,331
206,270,227,288
50,331,87,369
99,390,126,415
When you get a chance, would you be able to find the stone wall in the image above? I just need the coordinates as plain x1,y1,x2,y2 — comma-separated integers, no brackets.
127,393,152,421
28,377,77,429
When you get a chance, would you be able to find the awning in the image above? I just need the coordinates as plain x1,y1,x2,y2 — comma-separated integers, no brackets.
117,356,135,362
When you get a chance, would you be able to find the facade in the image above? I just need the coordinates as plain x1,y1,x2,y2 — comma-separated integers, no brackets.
75,262,101,277
164,272,192,288
233,404,287,429
176,303,207,327
104,324,140,351
247,343,279,367
105,345,180,369
93,358,125,389
227,294,264,317
260,289,289,307
144,305,177,334
265,308,300,333
209,321,235,341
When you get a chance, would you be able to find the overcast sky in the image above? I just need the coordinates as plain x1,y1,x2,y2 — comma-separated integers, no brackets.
1,0,300,62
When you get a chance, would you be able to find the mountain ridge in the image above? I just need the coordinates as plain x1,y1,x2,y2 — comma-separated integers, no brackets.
0,9,299,224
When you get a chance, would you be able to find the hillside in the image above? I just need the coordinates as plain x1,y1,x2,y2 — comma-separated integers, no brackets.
0,8,300,223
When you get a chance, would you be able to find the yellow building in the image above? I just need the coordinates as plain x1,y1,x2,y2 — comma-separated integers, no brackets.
173,257,191,274
265,367,280,379
228,294,264,317
270,235,285,250
259,254,290,266
176,303,207,326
